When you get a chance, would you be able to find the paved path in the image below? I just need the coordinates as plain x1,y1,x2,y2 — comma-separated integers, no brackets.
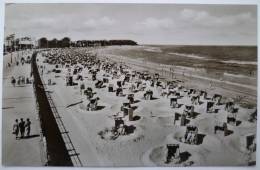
2,51,42,166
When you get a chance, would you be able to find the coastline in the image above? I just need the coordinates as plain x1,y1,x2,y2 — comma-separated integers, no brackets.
94,46,257,107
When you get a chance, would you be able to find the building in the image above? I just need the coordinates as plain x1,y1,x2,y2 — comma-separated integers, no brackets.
4,35,36,53
17,37,35,50
4,34,15,53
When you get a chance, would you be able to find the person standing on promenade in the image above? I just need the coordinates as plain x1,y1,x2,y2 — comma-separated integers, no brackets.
19,118,25,138
25,118,31,137
13,119,19,139
11,76,16,87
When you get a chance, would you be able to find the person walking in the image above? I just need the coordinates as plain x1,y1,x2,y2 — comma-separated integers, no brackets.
11,76,16,87
25,118,31,137
13,119,19,139
18,118,25,138
17,77,21,86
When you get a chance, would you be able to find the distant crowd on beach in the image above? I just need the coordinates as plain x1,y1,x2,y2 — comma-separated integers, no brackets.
12,118,31,139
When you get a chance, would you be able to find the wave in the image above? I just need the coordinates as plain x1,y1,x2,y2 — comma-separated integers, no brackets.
224,72,256,79
221,60,257,65
186,72,256,90
168,52,211,60
144,48,162,53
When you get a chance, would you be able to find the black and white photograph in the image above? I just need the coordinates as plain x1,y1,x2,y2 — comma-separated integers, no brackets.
1,1,258,167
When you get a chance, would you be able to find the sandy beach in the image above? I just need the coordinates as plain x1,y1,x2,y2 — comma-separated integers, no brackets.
20,46,256,166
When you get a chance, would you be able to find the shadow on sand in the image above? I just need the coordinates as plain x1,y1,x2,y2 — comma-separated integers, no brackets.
66,101,83,108
22,134,40,139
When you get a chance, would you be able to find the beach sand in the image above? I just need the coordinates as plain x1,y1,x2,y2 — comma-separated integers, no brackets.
29,46,257,166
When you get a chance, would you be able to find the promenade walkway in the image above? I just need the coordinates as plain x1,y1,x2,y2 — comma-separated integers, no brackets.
2,51,42,166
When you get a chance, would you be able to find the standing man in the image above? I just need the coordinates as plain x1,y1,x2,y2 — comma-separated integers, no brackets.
13,119,19,139
25,118,31,137
18,118,25,138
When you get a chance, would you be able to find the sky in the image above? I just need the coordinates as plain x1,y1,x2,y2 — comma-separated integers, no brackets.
4,3,257,45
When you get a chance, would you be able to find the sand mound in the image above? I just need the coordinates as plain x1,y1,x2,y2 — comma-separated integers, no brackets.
155,116,175,127
78,101,110,114
97,125,143,142
147,145,201,166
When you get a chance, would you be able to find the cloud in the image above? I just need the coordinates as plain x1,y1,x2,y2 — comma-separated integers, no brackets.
180,9,255,27
30,17,56,25
139,17,174,29
4,4,256,45
83,16,116,29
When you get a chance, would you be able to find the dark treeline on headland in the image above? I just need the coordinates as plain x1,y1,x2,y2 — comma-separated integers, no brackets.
72,40,138,47
38,37,138,48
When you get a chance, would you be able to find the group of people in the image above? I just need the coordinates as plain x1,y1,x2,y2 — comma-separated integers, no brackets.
13,118,31,139
11,76,32,87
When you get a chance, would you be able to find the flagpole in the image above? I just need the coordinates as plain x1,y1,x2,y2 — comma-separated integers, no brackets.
11,37,12,63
